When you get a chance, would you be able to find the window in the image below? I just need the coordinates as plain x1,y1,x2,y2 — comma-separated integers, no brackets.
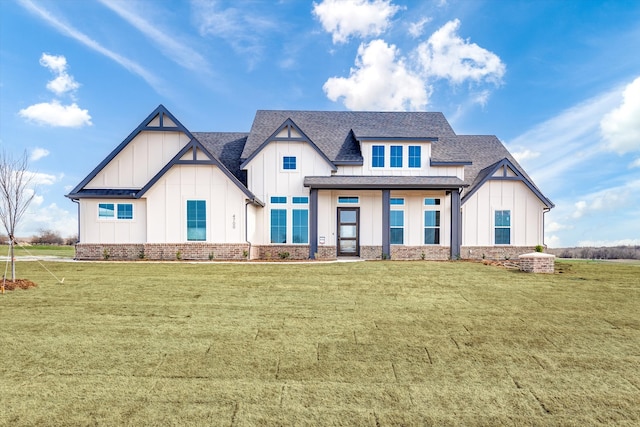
98,203,115,219
271,209,287,243
390,210,404,244
338,196,359,204
292,197,308,204
292,209,309,244
409,146,421,168
424,211,440,244
390,146,403,167
271,196,286,204
283,156,297,170
390,198,404,205
98,203,133,220
424,198,441,206
117,203,133,219
372,145,385,167
495,210,511,245
187,200,206,241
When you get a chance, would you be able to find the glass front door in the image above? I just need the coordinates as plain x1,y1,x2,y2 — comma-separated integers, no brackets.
337,207,359,256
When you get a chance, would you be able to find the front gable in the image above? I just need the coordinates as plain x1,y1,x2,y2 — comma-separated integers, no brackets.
240,118,336,171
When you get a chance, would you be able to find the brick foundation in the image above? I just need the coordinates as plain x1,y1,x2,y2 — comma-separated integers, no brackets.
76,243,250,261
391,246,450,260
252,245,311,260
461,246,537,261
519,252,555,273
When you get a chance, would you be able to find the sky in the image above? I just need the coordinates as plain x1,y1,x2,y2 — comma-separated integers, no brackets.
1,0,639,248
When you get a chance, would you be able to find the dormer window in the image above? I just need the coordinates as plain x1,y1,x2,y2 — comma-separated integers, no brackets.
409,146,421,168
390,146,403,167
372,146,384,167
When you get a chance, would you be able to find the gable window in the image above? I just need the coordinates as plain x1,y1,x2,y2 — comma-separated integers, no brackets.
372,145,385,167
390,146,403,168
495,210,511,245
390,210,404,245
424,211,440,244
338,196,359,204
283,156,297,170
117,203,133,219
409,146,421,168
270,209,287,243
187,200,206,241
98,203,115,219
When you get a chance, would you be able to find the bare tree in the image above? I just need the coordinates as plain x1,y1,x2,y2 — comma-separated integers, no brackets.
0,150,36,282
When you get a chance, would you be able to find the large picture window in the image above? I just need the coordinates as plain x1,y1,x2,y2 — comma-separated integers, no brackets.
495,210,511,245
292,209,309,244
187,200,206,241
271,209,287,243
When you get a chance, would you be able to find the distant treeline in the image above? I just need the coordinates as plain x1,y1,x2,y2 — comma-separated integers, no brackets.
547,246,640,260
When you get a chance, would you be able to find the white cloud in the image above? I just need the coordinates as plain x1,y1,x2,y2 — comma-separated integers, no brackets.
571,179,640,220
40,53,80,95
19,202,77,238
30,147,50,162
191,0,278,67
27,171,60,186
313,0,402,44
630,158,640,168
408,17,432,38
511,149,541,163
18,0,165,94
414,19,505,85
546,221,567,232
19,100,92,128
323,39,429,111
98,0,209,73
572,200,587,219
545,234,561,248
600,76,640,154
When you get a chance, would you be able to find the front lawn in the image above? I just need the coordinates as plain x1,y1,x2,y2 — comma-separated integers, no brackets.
1,260,638,425
0,244,75,258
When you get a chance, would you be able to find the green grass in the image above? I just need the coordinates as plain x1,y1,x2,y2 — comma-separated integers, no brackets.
2,260,639,426
0,244,75,258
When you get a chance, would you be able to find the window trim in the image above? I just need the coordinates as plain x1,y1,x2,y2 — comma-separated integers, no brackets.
338,196,359,204
390,146,403,168
424,210,441,245
372,145,385,168
390,209,404,245
292,209,309,244
282,156,297,171
409,146,421,168
270,208,287,244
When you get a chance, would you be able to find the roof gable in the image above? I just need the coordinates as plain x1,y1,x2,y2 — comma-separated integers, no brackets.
462,157,554,208
240,118,337,171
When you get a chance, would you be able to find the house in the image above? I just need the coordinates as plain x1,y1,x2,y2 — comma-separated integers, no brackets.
66,105,553,261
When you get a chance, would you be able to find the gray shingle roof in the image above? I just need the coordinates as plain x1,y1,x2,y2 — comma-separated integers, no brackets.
193,132,249,186
242,110,456,163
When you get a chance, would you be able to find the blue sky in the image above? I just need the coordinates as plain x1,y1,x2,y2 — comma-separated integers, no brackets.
1,0,639,247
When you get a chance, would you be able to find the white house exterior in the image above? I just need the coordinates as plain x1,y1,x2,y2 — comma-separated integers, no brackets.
67,105,553,261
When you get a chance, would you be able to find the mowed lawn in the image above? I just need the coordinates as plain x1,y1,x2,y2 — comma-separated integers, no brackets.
1,260,639,426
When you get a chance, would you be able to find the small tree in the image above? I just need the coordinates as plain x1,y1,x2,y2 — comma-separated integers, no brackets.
0,150,36,282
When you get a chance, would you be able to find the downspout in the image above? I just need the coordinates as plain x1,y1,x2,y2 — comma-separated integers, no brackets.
245,200,252,260
542,207,551,248
72,198,80,261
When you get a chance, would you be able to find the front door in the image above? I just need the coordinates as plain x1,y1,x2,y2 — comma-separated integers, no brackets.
337,207,359,256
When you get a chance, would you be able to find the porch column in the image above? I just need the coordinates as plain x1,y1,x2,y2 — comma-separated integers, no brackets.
382,189,390,259
450,189,461,259
309,188,318,259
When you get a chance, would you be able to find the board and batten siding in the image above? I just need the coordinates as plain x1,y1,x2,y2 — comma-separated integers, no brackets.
79,199,147,244
85,131,191,189
462,180,545,246
144,164,248,244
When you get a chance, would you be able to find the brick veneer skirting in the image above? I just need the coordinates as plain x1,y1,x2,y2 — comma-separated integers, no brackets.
461,246,537,261
391,246,450,260
76,243,250,261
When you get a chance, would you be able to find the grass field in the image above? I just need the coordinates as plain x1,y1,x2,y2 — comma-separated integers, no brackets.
0,244,75,258
1,260,639,426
